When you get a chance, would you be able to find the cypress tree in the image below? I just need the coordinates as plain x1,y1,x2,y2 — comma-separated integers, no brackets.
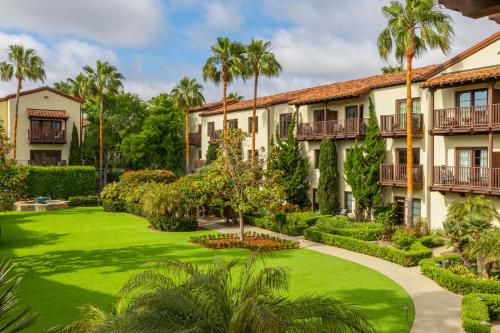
69,123,81,165
318,138,339,214
206,143,218,164
268,113,309,207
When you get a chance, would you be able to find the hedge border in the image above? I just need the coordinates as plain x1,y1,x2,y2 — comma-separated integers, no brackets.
462,293,500,333
419,255,500,295
304,228,432,267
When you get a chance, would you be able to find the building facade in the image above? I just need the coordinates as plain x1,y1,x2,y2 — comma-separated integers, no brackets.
191,32,500,228
0,86,83,166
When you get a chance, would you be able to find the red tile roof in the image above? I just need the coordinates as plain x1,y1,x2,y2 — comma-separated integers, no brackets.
421,65,500,88
27,108,70,119
190,98,239,112
0,86,83,103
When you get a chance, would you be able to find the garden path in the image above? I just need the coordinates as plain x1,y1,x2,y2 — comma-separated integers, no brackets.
198,218,463,333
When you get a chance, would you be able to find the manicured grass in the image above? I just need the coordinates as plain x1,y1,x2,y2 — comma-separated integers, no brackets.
0,208,415,332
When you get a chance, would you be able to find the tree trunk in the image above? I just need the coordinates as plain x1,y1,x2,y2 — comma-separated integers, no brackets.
223,76,228,132
405,53,414,228
13,81,21,161
99,93,104,189
185,108,190,173
239,210,244,241
252,72,259,161
477,254,489,278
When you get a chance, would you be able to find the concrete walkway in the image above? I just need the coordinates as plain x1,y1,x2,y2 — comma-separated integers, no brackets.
198,218,463,333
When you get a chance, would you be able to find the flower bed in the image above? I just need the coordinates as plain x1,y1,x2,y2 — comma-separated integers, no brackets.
419,255,500,295
462,293,500,333
304,228,432,267
190,232,299,251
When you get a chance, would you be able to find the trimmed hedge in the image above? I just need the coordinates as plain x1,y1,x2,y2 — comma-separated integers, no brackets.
124,202,145,216
304,228,432,267
120,169,176,185
148,215,198,232
314,216,383,241
20,166,96,199
420,255,500,295
68,195,99,207
102,199,126,212
245,212,326,236
416,235,444,248
462,293,500,333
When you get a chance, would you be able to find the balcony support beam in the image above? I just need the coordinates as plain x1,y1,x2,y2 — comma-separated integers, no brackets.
429,89,435,186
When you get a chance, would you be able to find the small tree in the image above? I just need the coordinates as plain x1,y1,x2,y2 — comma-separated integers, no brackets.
69,124,81,165
268,113,309,207
207,129,285,240
344,142,367,219
206,143,217,164
318,139,339,214
464,228,500,278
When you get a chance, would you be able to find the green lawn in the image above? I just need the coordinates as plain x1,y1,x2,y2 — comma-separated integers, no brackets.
0,207,414,332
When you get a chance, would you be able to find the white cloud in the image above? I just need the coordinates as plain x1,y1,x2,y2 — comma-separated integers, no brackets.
124,80,174,101
0,32,118,96
0,0,164,46
205,2,244,30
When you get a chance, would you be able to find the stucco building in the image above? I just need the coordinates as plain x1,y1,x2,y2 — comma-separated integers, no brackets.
0,86,83,166
188,32,500,229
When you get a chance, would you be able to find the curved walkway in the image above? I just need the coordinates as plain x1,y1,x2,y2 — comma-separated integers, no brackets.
198,218,463,333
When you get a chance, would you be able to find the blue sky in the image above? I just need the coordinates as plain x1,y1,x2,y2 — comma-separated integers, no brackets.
0,0,497,102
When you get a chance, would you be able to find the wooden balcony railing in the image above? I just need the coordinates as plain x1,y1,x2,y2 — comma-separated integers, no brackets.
379,164,423,187
431,166,500,194
193,159,206,171
209,130,223,143
380,113,423,137
189,132,201,146
28,129,66,144
296,118,369,140
29,159,67,166
432,104,500,134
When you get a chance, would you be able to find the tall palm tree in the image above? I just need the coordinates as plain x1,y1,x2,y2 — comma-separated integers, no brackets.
0,45,46,160
171,77,205,173
63,254,374,333
202,37,246,132
378,0,453,227
246,39,282,161
83,61,124,188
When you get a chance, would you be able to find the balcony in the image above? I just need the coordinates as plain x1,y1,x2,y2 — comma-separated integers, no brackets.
28,129,66,144
379,164,423,187
209,129,223,143
431,104,500,135
189,132,201,146
25,159,67,166
380,113,423,138
193,159,206,171
431,166,500,195
296,118,368,141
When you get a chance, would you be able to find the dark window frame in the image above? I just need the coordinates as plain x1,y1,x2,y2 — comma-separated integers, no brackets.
248,116,258,133
279,113,293,138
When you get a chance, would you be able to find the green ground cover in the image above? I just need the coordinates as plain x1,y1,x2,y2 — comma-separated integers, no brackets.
0,207,414,332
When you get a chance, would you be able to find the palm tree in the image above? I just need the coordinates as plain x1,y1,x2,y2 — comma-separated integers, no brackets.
202,37,246,132
448,195,500,224
0,259,39,332
171,77,205,173
83,61,124,188
378,0,453,227
464,228,500,278
0,45,46,160
63,254,374,333
227,91,244,100
245,39,282,161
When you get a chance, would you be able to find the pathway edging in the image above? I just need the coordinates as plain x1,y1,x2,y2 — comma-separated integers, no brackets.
198,218,463,333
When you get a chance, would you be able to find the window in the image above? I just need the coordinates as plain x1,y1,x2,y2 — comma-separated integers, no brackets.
456,89,488,108
248,116,258,133
396,98,421,114
30,150,62,166
207,122,214,134
396,148,420,165
279,113,293,138
228,119,238,129
312,188,319,211
314,149,320,169
344,192,353,213
456,147,488,182
345,105,364,118
198,150,202,159
394,197,421,224
413,199,421,222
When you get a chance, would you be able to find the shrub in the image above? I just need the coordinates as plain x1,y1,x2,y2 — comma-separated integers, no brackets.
102,199,126,212
392,228,416,250
20,165,96,199
374,207,397,240
314,216,383,241
416,235,444,248
125,202,145,216
120,169,177,185
274,211,287,232
68,195,99,207
148,215,197,232
304,228,432,266
209,198,225,217
0,165,28,211
462,293,500,333
420,255,500,294
246,212,325,236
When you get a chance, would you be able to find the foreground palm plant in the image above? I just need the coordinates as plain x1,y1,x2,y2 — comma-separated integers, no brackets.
0,259,38,332
63,255,374,333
